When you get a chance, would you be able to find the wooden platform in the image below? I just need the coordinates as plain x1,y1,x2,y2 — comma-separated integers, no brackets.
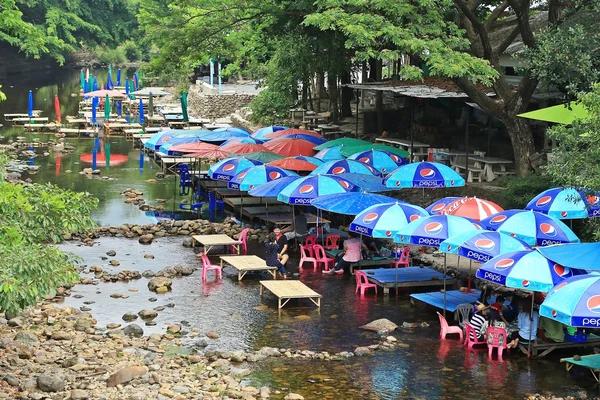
365,267,455,295
243,205,290,217
260,280,321,309
520,335,600,358
257,213,329,226
224,197,282,207
220,255,277,281
23,123,58,131
192,234,240,254
12,117,49,124
59,128,98,137
4,111,41,120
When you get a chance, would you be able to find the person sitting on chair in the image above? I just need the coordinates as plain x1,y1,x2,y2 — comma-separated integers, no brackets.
469,303,489,342
265,233,287,279
273,228,289,267
324,232,368,275
507,299,540,349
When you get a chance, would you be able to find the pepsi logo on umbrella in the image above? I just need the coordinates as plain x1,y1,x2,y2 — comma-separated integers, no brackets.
521,280,530,288
359,157,370,163
223,164,235,172
424,222,444,235
561,211,568,217
431,203,447,213
540,223,557,237
331,166,346,174
489,215,507,224
269,171,282,180
553,281,568,292
420,168,436,178
237,171,248,179
475,238,496,251
536,196,553,207
339,180,351,189
385,231,392,237
588,195,600,205
390,154,401,163
587,295,600,314
362,213,379,224
299,185,314,195
553,264,571,277
494,259,514,270
551,310,558,318
409,214,421,222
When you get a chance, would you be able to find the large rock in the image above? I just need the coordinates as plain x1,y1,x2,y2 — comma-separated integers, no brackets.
122,324,144,337
37,374,66,392
106,366,148,387
14,331,39,346
359,318,398,332
138,309,158,320
182,237,193,247
122,312,138,322
147,277,172,293
139,234,154,244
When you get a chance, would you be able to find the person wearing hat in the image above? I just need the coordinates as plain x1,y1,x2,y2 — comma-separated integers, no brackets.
469,303,489,342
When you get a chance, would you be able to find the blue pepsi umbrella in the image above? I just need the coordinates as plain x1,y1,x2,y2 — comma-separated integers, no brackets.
394,215,482,246
440,230,530,263
277,174,357,205
219,137,262,147
333,173,393,193
540,275,600,328
526,187,591,219
350,202,428,237
291,156,323,166
537,242,600,271
248,176,301,198
384,162,465,188
116,69,122,86
116,101,122,117
476,250,587,293
107,71,114,90
93,76,98,91
159,135,210,154
310,159,380,176
125,77,130,96
348,150,408,175
251,126,288,141
314,146,345,161
426,197,462,215
228,165,298,191
199,130,250,143
213,127,250,135
480,210,579,247
208,157,263,181
312,193,399,216
145,130,203,151
139,98,145,124
275,133,327,146
91,97,97,124
27,90,33,117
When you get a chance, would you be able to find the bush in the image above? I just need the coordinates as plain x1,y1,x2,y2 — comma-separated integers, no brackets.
249,88,294,125
95,46,127,65
499,173,555,210
119,40,142,62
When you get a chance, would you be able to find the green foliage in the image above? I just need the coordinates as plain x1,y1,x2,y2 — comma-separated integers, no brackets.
96,45,127,65
0,153,98,314
499,173,555,210
120,40,142,62
250,88,294,125
546,83,600,189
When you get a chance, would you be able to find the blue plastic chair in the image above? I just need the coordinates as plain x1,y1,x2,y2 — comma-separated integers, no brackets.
179,164,192,195
208,191,224,212
179,202,204,212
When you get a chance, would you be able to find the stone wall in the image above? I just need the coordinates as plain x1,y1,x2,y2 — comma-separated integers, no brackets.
187,90,256,120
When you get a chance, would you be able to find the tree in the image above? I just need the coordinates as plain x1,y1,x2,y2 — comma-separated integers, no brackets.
0,153,98,315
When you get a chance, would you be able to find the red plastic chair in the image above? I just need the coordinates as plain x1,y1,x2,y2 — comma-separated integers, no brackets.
464,322,488,349
313,244,335,271
299,244,317,270
231,228,249,254
437,312,463,341
201,253,222,281
304,235,318,257
486,326,509,359
355,271,377,295
390,247,411,268
324,234,341,250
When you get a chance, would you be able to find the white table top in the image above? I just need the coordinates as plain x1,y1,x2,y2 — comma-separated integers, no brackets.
376,137,429,148
192,234,239,246
470,156,513,164
220,255,276,271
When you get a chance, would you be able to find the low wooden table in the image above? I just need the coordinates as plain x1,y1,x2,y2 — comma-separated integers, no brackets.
260,280,321,309
220,255,277,281
256,213,329,226
192,234,240,254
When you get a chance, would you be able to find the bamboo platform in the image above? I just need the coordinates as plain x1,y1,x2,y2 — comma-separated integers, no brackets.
220,255,277,281
224,197,282,207
192,234,240,254
4,111,41,120
23,123,58,132
12,117,49,124
59,127,98,137
242,205,290,217
260,280,322,309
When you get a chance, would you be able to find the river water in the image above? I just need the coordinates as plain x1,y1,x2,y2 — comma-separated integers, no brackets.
0,68,591,399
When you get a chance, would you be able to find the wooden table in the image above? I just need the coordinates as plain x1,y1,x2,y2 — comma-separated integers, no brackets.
376,137,429,160
220,255,277,281
256,213,329,226
192,234,240,254
260,280,321,309
470,156,514,182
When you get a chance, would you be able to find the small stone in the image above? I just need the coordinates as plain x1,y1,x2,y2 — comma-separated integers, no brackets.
3,375,19,387
144,254,155,259
284,393,304,400
107,323,121,329
51,331,73,340
37,374,66,392
106,250,117,257
109,260,120,266
106,366,148,387
80,306,92,312
122,324,144,337
148,297,157,302
70,389,89,399
354,346,371,356
122,312,138,322
8,317,23,327
167,324,181,334
139,309,158,319
206,331,220,339
139,234,154,244
14,331,39,346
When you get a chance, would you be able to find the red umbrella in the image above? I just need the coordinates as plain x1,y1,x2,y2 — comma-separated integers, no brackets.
220,143,270,154
264,128,323,139
80,153,129,166
169,142,218,154
187,149,230,160
267,157,318,171
54,95,61,123
439,197,504,221
80,89,126,98
263,138,316,157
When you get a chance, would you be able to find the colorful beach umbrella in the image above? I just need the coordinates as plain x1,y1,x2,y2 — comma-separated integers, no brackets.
80,153,128,166
248,176,301,198
537,242,600,271
518,103,588,125
208,157,263,181
228,165,298,191
277,174,357,204
181,92,189,123
139,98,145,124
80,89,125,98
310,159,380,176
220,143,270,155
91,97,97,124
333,173,392,193
158,136,209,154
347,149,408,175
144,130,206,151
271,133,327,146
350,202,428,237
481,210,580,247
251,126,288,141
426,197,463,215
267,157,319,171
312,192,400,216
104,94,111,120
107,71,114,90
187,148,230,160
27,90,33,118
314,137,370,151
214,127,250,135
394,215,480,246
384,162,465,189
439,197,503,221
266,128,322,140
314,146,345,161
263,138,317,157
54,95,61,123
340,144,409,158
199,130,250,143
116,69,121,86
116,101,122,117
525,187,592,219
243,151,285,163
168,141,218,155
476,250,586,293
540,275,600,328
440,230,530,263
219,137,262,147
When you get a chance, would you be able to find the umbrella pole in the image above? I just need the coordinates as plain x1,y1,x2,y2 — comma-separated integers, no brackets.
467,258,475,294
292,206,296,250
443,253,447,319
527,293,535,358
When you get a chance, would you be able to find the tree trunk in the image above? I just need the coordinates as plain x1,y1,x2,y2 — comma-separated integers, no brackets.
341,72,353,117
316,71,324,113
301,74,308,110
328,72,339,124
499,115,535,176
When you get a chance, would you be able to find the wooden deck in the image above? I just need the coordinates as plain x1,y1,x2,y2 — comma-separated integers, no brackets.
23,123,58,131
224,197,282,207
59,128,98,137
257,213,329,226
260,280,321,309
220,255,277,281
242,205,290,217
192,234,240,254
520,335,600,358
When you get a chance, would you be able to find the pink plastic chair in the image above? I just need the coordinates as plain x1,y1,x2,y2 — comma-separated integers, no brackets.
324,234,341,250
355,271,377,295
231,228,249,254
464,322,488,349
313,244,335,271
299,244,317,270
390,247,411,268
201,253,222,281
304,235,317,257
437,312,463,341
486,326,509,359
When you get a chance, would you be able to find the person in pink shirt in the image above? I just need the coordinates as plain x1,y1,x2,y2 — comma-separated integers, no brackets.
324,232,368,275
